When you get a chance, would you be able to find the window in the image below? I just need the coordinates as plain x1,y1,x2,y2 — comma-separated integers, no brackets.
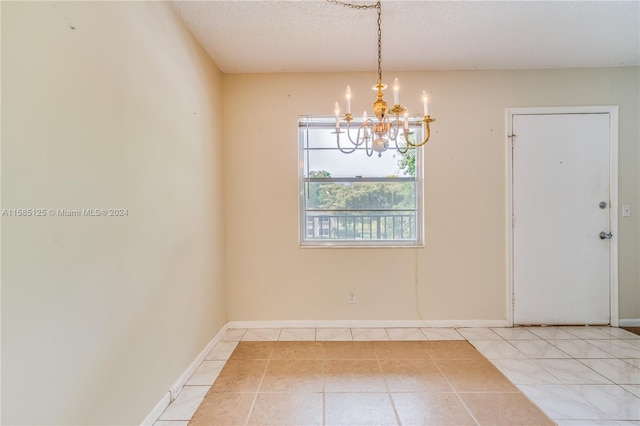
299,116,424,247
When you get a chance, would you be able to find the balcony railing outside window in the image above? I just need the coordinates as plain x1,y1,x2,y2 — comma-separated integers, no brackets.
306,213,415,240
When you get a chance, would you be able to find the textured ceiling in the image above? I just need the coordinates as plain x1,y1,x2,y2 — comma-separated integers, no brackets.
172,0,640,73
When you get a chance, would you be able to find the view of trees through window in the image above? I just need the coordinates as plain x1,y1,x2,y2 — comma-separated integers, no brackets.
299,117,423,246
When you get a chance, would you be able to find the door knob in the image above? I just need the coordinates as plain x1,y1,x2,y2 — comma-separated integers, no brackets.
599,231,613,240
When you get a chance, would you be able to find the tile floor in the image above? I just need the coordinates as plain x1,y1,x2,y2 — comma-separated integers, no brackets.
154,326,640,426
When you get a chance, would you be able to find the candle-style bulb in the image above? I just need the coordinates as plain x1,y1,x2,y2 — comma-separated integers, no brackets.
363,110,368,121
345,85,351,114
421,90,429,116
334,101,340,117
393,78,400,105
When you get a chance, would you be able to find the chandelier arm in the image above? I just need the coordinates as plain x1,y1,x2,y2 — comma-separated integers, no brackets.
365,137,374,157
398,118,413,146
402,126,413,145
388,117,408,154
362,121,375,157
395,139,410,155
336,130,360,154
363,121,374,152
345,120,365,147
355,122,369,149
361,118,374,133
406,117,435,148
388,117,401,142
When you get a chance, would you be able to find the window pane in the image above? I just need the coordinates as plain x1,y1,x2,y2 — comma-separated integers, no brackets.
306,147,402,178
305,180,415,210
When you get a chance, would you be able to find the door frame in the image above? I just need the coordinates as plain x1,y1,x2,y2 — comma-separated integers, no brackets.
506,106,619,327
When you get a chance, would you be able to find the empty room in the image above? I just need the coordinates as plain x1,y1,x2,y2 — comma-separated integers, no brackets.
1,1,639,425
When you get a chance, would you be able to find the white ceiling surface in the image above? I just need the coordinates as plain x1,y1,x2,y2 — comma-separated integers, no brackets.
172,1,640,73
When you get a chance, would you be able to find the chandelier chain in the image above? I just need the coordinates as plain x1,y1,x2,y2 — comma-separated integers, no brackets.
325,0,378,11
376,1,382,86
326,0,383,85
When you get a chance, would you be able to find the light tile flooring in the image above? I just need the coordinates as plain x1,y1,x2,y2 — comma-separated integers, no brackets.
154,326,640,426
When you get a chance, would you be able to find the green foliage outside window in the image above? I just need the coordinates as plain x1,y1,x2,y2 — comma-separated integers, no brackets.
306,179,414,211
395,148,416,177
307,148,416,212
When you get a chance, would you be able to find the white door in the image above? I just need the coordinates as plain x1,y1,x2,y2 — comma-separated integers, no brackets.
512,111,612,325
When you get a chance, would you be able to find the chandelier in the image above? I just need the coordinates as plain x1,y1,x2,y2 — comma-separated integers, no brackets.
329,0,436,157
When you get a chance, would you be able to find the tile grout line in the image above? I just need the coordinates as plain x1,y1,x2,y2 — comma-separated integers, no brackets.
427,342,482,426
457,331,561,425
321,350,326,426
374,345,402,426
244,344,273,426
532,328,620,386
509,332,622,423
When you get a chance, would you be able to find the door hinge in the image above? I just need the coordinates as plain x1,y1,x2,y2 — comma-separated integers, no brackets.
512,215,515,227
512,293,516,306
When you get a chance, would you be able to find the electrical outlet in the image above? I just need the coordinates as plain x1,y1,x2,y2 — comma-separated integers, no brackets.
348,291,356,304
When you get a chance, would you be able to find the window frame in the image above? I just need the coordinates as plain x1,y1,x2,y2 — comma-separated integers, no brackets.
298,115,425,248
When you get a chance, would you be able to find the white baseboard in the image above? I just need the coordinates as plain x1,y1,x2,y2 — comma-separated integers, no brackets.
168,322,229,401
619,318,640,327
140,391,171,426
140,322,229,426
226,319,509,329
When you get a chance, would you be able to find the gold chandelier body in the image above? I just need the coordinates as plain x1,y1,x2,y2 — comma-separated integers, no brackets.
329,0,436,157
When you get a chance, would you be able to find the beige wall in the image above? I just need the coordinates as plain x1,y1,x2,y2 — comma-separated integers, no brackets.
1,2,226,424
223,68,639,322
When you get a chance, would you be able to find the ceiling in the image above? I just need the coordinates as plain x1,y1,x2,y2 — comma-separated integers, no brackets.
171,1,640,74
